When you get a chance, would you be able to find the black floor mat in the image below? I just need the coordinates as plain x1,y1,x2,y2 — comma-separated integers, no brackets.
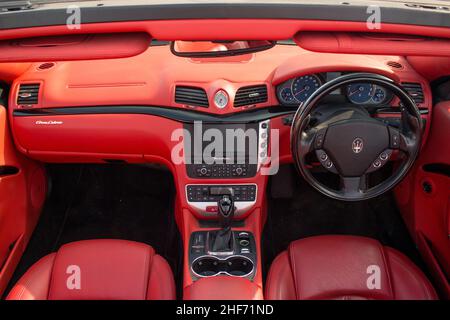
5,164,182,298
262,165,424,280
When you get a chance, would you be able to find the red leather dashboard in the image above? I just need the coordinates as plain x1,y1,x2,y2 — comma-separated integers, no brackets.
8,43,432,163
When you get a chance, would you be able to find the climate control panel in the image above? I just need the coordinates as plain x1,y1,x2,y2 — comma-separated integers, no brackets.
187,184,257,202
186,184,258,217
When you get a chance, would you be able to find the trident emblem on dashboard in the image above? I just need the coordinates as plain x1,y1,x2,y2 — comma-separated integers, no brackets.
352,138,364,154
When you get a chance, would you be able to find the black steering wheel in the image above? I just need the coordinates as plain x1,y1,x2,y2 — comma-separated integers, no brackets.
291,73,423,201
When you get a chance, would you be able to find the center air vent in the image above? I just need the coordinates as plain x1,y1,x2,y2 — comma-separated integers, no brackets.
401,82,424,104
175,86,209,108
17,83,40,106
234,85,268,107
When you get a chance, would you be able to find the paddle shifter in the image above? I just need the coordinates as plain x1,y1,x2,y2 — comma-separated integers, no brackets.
211,195,235,252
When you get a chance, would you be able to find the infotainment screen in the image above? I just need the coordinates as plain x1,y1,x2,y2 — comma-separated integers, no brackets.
183,122,259,165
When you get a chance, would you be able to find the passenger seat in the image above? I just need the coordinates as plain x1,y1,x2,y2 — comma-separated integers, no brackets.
7,239,175,300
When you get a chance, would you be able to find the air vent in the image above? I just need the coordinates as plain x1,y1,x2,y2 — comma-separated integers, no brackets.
37,62,55,70
17,83,40,106
402,82,424,104
387,61,403,70
175,86,209,107
234,84,268,107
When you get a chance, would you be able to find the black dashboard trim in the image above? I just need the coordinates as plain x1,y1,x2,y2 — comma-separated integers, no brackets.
1,2,450,30
12,105,296,124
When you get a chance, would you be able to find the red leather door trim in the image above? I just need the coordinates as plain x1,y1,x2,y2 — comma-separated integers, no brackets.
0,106,47,296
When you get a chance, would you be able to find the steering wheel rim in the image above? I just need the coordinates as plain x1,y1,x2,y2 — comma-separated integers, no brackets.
291,73,423,201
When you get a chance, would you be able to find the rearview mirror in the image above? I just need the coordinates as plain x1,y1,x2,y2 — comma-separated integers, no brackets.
171,40,276,57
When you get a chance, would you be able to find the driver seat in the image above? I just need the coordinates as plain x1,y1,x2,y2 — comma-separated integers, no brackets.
265,235,437,300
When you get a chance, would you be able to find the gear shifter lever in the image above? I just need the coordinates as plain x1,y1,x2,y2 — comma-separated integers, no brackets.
211,195,235,252
218,195,234,229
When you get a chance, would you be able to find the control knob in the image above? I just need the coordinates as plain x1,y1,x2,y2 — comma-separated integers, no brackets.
199,167,207,176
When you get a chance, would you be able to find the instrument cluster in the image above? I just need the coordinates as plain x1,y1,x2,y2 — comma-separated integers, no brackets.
276,73,393,107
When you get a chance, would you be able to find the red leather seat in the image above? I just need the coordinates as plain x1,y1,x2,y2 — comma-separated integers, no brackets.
7,239,176,300
266,235,437,300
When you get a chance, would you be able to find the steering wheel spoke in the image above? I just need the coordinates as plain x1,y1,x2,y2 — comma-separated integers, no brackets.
315,149,338,174
339,175,368,198
298,126,328,158
388,126,417,155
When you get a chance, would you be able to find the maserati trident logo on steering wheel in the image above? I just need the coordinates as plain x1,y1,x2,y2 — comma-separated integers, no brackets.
352,138,364,154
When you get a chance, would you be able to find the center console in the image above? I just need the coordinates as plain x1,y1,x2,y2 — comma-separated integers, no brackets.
189,193,257,283
189,231,257,280
182,120,269,300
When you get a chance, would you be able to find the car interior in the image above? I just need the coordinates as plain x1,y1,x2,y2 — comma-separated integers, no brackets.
0,0,449,301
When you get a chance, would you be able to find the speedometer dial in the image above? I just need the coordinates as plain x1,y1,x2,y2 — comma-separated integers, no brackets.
279,87,296,104
291,75,322,103
346,83,374,104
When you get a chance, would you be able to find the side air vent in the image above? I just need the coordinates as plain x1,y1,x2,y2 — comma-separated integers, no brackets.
175,86,209,107
17,83,40,106
234,84,268,107
402,82,424,104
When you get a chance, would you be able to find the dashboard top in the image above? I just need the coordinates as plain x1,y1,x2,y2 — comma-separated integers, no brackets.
10,43,431,115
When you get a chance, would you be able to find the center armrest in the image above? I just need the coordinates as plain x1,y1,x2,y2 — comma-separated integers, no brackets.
183,276,263,300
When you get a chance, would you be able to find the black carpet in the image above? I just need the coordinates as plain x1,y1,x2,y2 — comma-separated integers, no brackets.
5,164,182,298
262,165,424,280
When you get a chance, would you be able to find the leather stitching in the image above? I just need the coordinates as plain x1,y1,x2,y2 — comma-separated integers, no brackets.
288,242,300,300
377,241,394,299
46,253,57,300
143,247,153,300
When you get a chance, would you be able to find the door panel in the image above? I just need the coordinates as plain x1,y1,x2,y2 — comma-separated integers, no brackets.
0,105,46,295
395,101,450,298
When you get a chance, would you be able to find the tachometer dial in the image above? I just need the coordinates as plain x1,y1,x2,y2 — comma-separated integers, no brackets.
347,83,374,104
372,87,387,104
291,75,322,103
279,87,296,104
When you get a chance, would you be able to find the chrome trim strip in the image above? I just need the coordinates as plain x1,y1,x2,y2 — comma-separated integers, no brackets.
257,120,270,172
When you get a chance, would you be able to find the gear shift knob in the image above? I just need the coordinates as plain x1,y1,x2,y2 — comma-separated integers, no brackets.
217,195,234,229
211,195,235,252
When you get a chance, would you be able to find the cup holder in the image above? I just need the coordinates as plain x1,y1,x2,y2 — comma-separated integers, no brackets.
192,255,254,278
